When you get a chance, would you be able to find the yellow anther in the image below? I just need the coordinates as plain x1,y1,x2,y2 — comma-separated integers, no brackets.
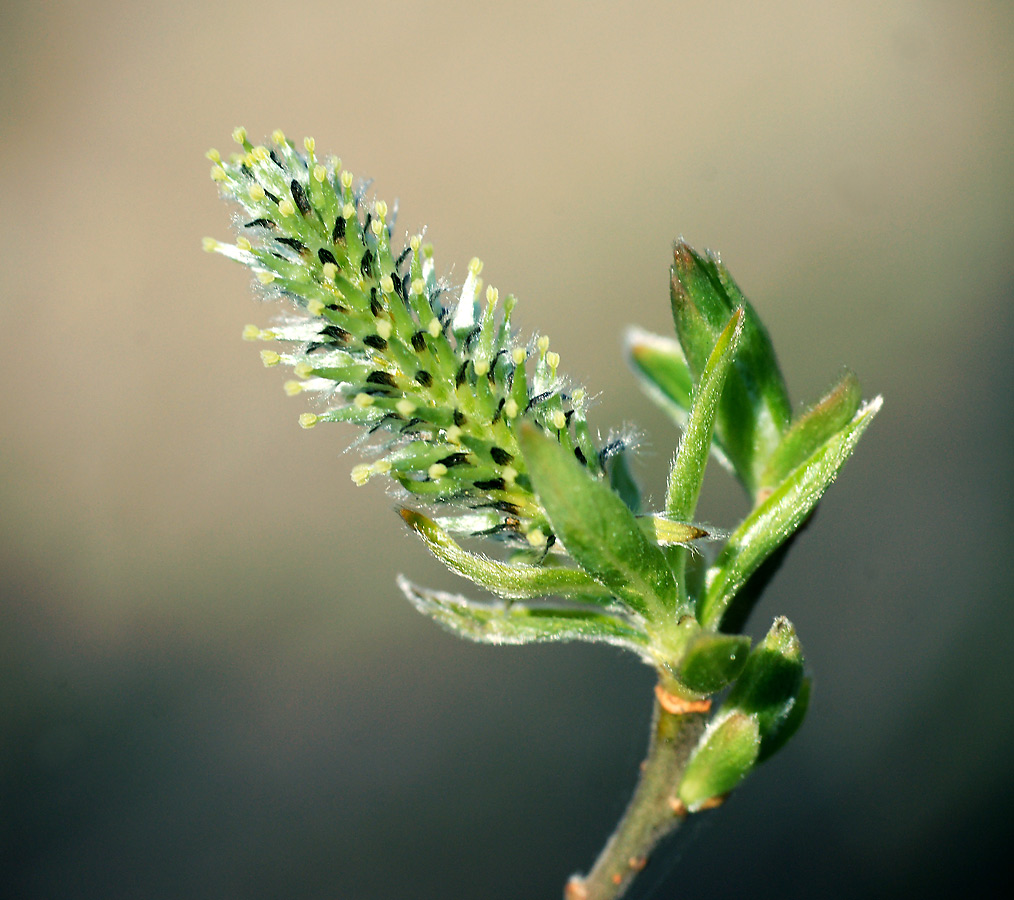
307,298,325,316
320,264,337,283
278,198,296,217
428,463,448,479
427,317,442,338
210,165,227,182
248,183,266,202
572,388,585,403
409,234,421,252
411,278,425,296
511,347,527,366
473,278,484,298
236,236,252,251
551,410,567,430
468,257,483,276
340,170,353,190
537,335,550,355
375,319,392,340
259,329,278,340
243,153,256,169
260,350,281,367
342,202,355,219
374,200,388,220
298,412,318,429
206,148,221,163
353,393,374,408
242,324,261,341
546,351,561,370
526,527,547,548
232,126,247,145
293,362,314,379
486,285,499,305
328,156,341,170
256,271,276,285
380,275,395,294
445,425,462,443
504,398,520,419
271,129,286,145
473,359,489,377
502,466,518,484
313,164,327,183
303,136,315,154
370,218,383,236
202,236,219,253
374,460,392,475
251,145,269,162
396,399,416,417
350,463,371,486
283,380,303,396
422,243,434,259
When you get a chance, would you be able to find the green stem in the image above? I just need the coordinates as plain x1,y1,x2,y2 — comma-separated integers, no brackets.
566,680,708,900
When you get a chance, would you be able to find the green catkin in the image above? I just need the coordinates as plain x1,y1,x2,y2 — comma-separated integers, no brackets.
205,130,618,545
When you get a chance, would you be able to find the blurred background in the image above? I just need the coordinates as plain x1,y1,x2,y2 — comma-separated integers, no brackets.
1,1,1011,897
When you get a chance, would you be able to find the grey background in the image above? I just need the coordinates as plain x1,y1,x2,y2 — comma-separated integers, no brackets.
2,1,1011,897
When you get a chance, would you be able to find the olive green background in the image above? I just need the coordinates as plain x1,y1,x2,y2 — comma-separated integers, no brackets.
2,1,1011,897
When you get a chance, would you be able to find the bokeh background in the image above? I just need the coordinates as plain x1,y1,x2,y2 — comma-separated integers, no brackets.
2,1,1011,897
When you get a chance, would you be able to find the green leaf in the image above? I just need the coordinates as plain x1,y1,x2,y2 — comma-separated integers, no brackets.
670,241,792,496
725,617,808,762
397,576,652,657
399,509,613,602
760,370,862,493
698,396,882,628
518,423,679,618
625,326,734,473
678,712,760,811
677,631,751,694
665,308,744,520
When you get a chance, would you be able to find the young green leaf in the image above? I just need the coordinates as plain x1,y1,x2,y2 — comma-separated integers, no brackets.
670,241,792,496
518,423,680,618
397,576,652,657
665,307,744,520
759,370,862,494
724,617,808,762
399,509,614,602
677,631,752,694
677,712,761,811
698,396,882,628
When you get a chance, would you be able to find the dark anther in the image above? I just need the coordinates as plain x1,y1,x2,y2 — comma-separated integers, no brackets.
464,324,484,350
490,447,513,466
320,324,352,343
276,237,306,253
526,391,554,413
244,218,277,230
370,290,383,317
491,397,506,425
360,249,374,279
318,247,338,267
546,534,557,549
411,331,427,352
438,453,471,468
455,361,469,388
574,446,587,465
366,371,398,388
290,180,312,216
395,246,411,269
598,439,626,466
453,409,467,427
565,409,575,425
240,165,254,179
263,188,280,204
332,215,347,244
414,370,433,387
269,149,285,169
474,478,507,492
364,334,388,351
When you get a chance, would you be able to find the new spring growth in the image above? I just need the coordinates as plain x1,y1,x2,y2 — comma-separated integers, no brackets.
204,129,628,553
